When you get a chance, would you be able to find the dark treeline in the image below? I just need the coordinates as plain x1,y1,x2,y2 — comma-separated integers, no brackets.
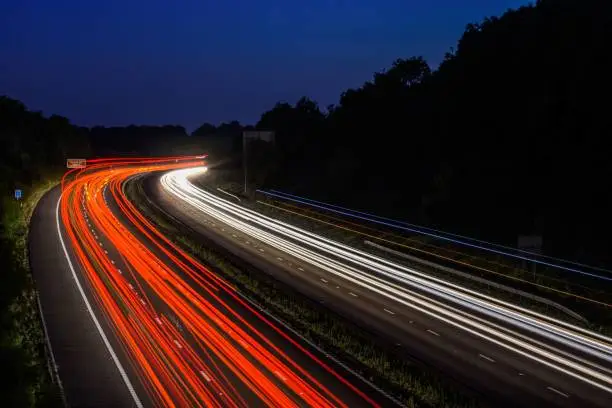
1,0,610,266
246,0,612,266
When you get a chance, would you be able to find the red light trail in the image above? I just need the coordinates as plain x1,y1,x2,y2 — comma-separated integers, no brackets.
58,157,382,407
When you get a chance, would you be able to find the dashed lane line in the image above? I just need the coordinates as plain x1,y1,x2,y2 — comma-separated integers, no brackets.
546,386,569,398
478,354,495,363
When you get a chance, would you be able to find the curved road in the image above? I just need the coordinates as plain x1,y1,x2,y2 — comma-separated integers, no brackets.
30,158,397,407
145,166,612,408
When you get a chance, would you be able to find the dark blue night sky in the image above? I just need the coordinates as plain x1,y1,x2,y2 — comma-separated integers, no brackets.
1,0,526,130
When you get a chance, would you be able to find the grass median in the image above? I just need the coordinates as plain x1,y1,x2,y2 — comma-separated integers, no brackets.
126,178,484,408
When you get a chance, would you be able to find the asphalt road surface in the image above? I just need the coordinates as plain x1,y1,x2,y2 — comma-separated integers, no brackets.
146,167,612,408
30,159,396,407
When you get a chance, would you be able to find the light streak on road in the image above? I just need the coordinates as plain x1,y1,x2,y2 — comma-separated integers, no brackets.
257,190,612,280
161,167,612,396
59,158,383,407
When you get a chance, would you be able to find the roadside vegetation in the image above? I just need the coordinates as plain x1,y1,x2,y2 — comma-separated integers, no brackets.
126,178,485,408
1,96,88,407
1,175,63,407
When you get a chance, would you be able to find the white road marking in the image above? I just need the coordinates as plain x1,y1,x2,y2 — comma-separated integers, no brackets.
320,278,328,283
479,354,495,363
427,329,440,337
232,234,237,238
277,257,283,261
384,308,395,315
546,386,569,398
298,267,304,271
200,371,211,382
55,194,143,408
259,248,265,252
349,292,358,297
518,372,525,376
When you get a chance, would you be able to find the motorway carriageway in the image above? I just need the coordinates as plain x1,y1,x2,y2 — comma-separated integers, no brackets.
156,166,612,408
50,157,395,407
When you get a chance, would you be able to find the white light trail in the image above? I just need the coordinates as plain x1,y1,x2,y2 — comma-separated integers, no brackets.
160,167,612,394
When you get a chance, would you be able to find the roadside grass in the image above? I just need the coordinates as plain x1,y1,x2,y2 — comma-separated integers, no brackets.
1,172,64,407
126,178,485,408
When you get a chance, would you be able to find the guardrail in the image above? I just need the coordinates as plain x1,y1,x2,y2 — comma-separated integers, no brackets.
34,287,68,407
216,187,241,202
364,240,589,324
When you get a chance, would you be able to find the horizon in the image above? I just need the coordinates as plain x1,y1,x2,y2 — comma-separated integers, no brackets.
1,0,526,131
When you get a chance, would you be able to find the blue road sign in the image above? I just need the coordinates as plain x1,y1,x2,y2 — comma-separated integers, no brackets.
15,189,22,200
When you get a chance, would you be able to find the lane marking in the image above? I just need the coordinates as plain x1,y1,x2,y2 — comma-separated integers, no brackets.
427,329,440,337
274,371,288,382
479,354,495,363
277,257,283,261
384,308,395,315
200,371,211,382
349,292,358,297
546,386,569,398
320,278,328,284
518,372,525,376
298,267,304,271
56,194,143,408
259,248,265,252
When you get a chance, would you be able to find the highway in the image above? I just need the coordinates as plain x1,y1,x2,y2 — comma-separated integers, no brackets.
31,158,396,407
148,166,612,408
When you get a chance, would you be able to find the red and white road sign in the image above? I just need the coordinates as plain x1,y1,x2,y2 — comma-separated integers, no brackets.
67,158,87,169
